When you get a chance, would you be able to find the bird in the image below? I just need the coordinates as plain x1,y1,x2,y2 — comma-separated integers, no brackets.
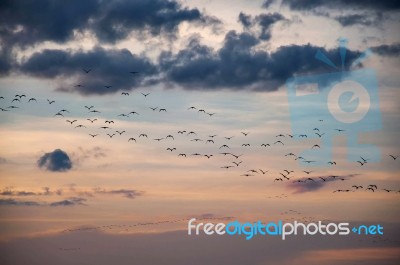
219,145,230,149
303,171,313,174
274,178,283,182
360,156,369,163
87,118,97,123
241,132,249,136
191,139,202,142
11,98,21,103
204,155,213,159
191,153,201,156
357,161,366,166
383,189,393,193
241,174,254,177
366,187,375,192
141,93,150,97
149,107,158,111
312,144,320,149
188,106,196,110
221,166,234,169
261,143,270,147
90,110,100,113
54,112,64,117
230,154,242,159
85,106,94,110
313,128,320,132
66,120,77,124
75,125,86,128
178,154,187,157
335,129,345,132
167,148,176,151
89,134,98,138
128,138,136,142
104,85,112,89
207,113,216,116
105,120,114,124
159,108,167,112
208,135,217,138
368,185,378,189
198,109,206,113
0,108,9,111
285,153,296,157
118,113,129,117
303,160,316,164
315,132,325,138
121,92,129,96
107,133,115,138
154,138,164,141
99,126,110,129
206,140,214,144
139,134,148,138
47,99,55,104
232,161,242,166
248,170,259,173
276,134,285,137
74,84,84,87
129,111,139,115
116,131,126,135
219,152,231,156
166,135,174,140
305,178,315,182
389,155,399,160
225,136,234,140
352,185,363,189
259,169,268,174
82,68,92,73
283,170,294,174
299,134,307,138
129,71,139,74
328,161,337,165
274,141,284,145
242,144,250,147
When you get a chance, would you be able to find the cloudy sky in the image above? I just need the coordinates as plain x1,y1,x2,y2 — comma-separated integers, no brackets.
0,0,399,264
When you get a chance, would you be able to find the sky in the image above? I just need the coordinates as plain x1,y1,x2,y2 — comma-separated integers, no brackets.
0,0,399,264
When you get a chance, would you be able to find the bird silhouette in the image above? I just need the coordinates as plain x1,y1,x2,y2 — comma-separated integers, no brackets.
121,92,129,96
315,132,325,138
116,131,126,135
225,136,234,140
154,138,164,141
232,161,242,166
87,118,97,123
104,85,112,88
66,120,77,124
12,98,21,103
167,148,176,151
85,106,94,110
219,145,230,149
206,140,214,144
261,143,270,147
82,68,92,73
178,153,187,157
159,108,167,112
328,161,337,165
149,107,158,111
241,132,249,136
89,134,98,138
230,154,242,159
128,138,136,142
141,93,150,97
259,169,268,174
389,155,399,160
312,144,320,149
105,120,114,124
139,134,148,138
204,155,213,159
242,144,250,147
75,125,86,128
47,99,55,104
274,141,284,145
107,133,115,138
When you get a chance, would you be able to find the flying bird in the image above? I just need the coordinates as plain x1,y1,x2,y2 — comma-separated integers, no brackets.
389,155,399,160
274,141,284,145
167,148,176,151
104,85,112,89
141,93,150,97
149,107,158,111
87,118,97,123
75,125,86,128
116,131,126,135
66,120,77,124
121,92,129,96
219,145,230,149
85,106,94,110
159,108,167,112
232,161,242,166
89,134,98,138
128,138,136,142
241,132,249,136
82,68,91,73
139,134,148,138
261,143,270,147
47,99,55,104
105,120,114,124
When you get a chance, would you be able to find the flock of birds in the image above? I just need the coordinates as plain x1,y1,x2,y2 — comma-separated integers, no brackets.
1,78,399,196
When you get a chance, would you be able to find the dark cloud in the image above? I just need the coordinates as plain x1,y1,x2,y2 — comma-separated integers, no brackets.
0,0,213,47
334,13,381,27
281,0,400,11
371,43,400,57
49,197,86,207
20,47,158,95
237,13,285,40
93,188,144,199
160,30,360,91
91,0,208,43
262,0,275,9
37,149,72,172
238,12,252,29
0,198,41,206
256,13,285,40
0,0,99,48
287,174,357,193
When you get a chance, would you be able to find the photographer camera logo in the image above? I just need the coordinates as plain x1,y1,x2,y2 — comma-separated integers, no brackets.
286,38,381,166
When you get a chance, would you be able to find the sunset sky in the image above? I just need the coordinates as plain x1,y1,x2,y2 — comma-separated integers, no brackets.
0,0,399,264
